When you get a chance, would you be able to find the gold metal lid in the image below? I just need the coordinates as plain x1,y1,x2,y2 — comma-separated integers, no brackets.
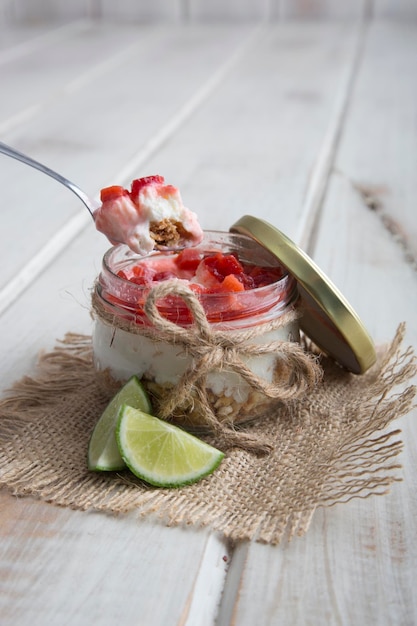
230,215,376,374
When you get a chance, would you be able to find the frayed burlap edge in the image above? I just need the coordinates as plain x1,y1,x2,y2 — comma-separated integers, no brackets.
0,324,415,545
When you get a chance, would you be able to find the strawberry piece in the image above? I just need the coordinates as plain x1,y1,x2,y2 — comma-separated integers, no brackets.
194,261,220,289
100,186,128,202
218,274,245,293
116,269,130,280
152,270,177,282
129,276,148,286
236,273,256,289
197,252,244,284
130,264,155,285
175,248,202,271
131,175,165,197
206,252,244,279
132,264,154,278
248,265,285,287
156,282,209,325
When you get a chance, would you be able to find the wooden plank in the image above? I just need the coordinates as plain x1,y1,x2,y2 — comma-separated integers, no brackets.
188,0,369,22
0,21,365,625
0,492,230,626
273,0,369,20
0,225,231,626
9,0,184,23
189,0,271,21
0,22,157,124
0,21,88,59
333,19,417,266
5,0,417,23
135,21,361,236
9,1,91,22
99,0,183,21
4,0,376,23
221,20,417,625
373,0,417,18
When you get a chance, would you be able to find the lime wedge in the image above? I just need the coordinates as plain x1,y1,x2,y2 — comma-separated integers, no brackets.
116,406,225,488
88,376,152,471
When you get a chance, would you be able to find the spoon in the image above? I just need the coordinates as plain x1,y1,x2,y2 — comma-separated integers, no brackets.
0,141,100,224
0,140,99,217
0,141,201,254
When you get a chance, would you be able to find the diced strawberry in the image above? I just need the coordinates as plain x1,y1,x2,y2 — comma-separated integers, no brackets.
152,271,177,282
194,252,244,289
175,248,202,271
132,265,153,278
204,252,244,280
218,274,245,293
194,261,221,289
248,265,285,287
236,273,256,290
159,184,178,199
129,264,155,285
129,277,146,286
131,175,165,197
100,186,128,202
116,269,130,280
113,249,286,327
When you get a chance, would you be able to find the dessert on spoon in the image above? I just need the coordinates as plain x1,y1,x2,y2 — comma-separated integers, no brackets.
0,141,203,254
95,175,203,255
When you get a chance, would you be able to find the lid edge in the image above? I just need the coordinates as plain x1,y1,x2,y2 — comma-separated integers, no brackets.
231,215,377,374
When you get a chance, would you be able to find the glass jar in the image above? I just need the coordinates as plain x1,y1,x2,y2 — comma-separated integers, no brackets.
92,231,300,429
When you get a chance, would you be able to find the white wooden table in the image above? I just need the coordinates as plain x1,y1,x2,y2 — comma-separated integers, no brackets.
1,10,416,625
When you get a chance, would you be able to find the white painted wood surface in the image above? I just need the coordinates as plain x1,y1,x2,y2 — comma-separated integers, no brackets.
2,0,417,24
0,14,416,626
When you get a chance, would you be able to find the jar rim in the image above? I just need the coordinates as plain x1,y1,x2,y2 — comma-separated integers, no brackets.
103,230,290,287
98,231,299,326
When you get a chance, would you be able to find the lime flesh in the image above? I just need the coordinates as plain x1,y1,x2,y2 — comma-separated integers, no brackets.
88,376,152,471
117,406,225,488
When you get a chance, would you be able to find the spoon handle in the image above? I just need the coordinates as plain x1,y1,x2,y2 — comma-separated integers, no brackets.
0,141,98,217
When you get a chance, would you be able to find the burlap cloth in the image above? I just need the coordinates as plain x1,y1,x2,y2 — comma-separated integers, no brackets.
0,324,415,545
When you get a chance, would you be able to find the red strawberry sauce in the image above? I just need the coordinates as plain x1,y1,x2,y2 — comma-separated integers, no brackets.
99,234,297,326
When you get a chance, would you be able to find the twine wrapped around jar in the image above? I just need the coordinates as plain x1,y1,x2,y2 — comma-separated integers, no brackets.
92,280,322,453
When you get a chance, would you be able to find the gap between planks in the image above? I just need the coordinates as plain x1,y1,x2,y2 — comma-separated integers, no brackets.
0,19,90,67
0,25,163,136
295,18,368,254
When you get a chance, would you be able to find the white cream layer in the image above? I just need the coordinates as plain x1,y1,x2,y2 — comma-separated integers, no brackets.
92,318,299,403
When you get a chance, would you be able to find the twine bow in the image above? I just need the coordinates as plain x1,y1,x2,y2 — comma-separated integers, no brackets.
142,280,322,453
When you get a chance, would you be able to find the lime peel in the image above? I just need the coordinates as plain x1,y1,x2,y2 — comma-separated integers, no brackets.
88,376,152,472
116,405,225,488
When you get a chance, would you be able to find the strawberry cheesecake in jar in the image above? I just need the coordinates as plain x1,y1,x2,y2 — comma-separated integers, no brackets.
92,231,301,429
90,175,319,430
